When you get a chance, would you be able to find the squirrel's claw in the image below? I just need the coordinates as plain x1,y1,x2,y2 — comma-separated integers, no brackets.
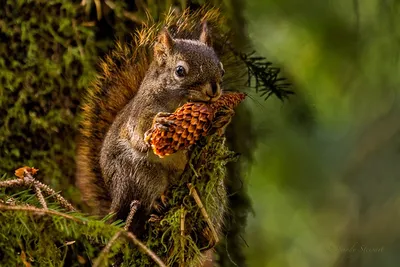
160,193,169,206
148,214,162,223
212,108,235,136
152,192,169,213
143,112,175,146
155,112,172,117
154,112,175,126
155,124,169,132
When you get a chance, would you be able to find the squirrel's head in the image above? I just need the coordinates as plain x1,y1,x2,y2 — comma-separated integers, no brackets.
152,23,224,103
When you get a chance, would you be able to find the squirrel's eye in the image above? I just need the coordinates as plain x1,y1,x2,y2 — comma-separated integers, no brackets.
175,65,186,78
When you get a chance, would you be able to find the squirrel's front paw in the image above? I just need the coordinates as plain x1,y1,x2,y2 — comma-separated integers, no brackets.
144,112,175,145
153,112,175,127
212,108,235,136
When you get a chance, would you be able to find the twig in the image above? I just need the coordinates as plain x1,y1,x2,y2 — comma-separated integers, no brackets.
0,179,25,188
92,230,123,267
124,232,167,267
187,183,219,245
93,199,164,267
93,228,166,267
0,204,82,223
180,206,186,267
24,172,76,212
124,200,140,231
1,203,165,266
0,168,76,212
33,186,47,210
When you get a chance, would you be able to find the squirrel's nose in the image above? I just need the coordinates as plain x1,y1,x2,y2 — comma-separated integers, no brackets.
206,82,221,100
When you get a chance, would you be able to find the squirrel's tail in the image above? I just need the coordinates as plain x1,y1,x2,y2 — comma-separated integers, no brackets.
76,7,225,214
76,41,151,213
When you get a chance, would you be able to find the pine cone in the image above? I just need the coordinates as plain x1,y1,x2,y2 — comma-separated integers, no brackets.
145,92,246,157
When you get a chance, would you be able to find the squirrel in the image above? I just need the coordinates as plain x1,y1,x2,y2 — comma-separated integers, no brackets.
76,16,226,235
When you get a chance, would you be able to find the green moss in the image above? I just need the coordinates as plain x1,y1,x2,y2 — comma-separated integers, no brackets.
0,134,235,266
0,0,100,206
0,1,256,266
0,190,121,266
144,135,233,266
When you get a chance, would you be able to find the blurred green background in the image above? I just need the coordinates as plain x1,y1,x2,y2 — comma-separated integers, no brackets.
1,0,400,266
244,0,400,267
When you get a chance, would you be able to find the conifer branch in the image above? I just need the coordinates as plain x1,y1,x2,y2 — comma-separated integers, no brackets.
1,201,166,267
33,186,47,210
27,175,76,212
238,51,294,101
0,179,25,188
0,204,82,223
0,167,76,212
224,41,294,101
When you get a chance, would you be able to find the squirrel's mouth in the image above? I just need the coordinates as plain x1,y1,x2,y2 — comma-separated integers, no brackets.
187,91,213,103
187,89,221,103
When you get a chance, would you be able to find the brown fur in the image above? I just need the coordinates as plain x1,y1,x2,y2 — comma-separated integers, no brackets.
76,9,226,234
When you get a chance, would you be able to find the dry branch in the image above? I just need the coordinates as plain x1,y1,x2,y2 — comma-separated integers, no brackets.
187,183,219,245
180,206,186,267
124,232,167,267
92,230,123,267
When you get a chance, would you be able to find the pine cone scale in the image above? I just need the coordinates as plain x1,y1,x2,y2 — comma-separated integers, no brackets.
146,92,246,157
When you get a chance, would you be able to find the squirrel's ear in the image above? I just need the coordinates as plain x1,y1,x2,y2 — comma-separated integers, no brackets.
154,28,174,65
199,22,212,47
